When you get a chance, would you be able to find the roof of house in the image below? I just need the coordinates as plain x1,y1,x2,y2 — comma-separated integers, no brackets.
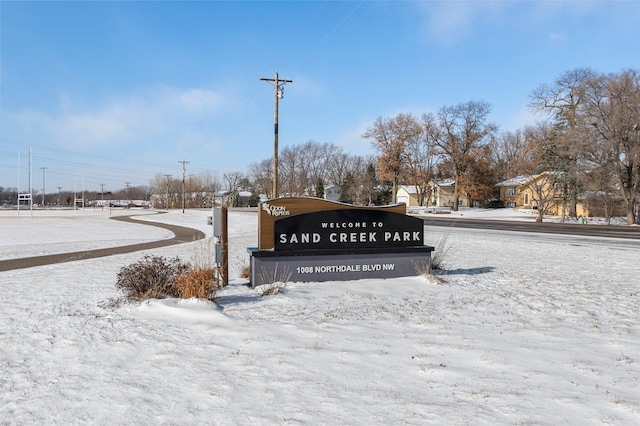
495,175,536,186
435,178,455,187
398,185,419,194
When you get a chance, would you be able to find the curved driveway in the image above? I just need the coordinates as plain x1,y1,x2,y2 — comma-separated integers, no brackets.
0,214,205,272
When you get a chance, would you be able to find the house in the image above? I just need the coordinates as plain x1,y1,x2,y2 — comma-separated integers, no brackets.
495,175,535,209
324,184,340,202
496,172,623,217
396,185,420,206
432,179,471,208
496,172,576,214
396,180,472,207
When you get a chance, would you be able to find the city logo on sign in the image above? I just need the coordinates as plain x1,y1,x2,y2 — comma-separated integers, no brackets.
261,202,291,217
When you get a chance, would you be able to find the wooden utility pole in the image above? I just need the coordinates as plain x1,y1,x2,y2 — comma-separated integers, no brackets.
260,71,292,199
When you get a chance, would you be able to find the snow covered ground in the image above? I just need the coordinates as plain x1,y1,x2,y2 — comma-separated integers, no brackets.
1,208,638,425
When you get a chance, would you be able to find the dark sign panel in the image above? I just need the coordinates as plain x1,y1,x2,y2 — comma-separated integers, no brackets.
274,209,424,251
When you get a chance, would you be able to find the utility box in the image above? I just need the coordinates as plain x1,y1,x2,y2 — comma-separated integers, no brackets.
212,207,222,238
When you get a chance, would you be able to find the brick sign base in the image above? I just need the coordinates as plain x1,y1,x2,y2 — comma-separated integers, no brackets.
248,247,433,287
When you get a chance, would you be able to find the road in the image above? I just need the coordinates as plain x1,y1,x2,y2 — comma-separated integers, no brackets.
421,215,640,251
421,216,640,239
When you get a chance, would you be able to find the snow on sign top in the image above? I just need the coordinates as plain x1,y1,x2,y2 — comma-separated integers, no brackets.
257,197,406,251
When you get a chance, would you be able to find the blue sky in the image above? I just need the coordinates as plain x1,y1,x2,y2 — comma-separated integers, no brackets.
1,1,639,193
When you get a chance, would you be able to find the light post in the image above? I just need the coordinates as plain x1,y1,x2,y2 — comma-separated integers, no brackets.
100,184,105,210
178,160,189,213
163,174,172,210
40,167,47,208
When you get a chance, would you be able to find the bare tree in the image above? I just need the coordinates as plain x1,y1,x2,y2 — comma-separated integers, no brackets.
529,68,597,220
525,173,558,223
424,101,498,211
247,159,273,199
363,113,422,203
584,69,640,225
223,171,245,206
491,129,536,180
325,151,353,190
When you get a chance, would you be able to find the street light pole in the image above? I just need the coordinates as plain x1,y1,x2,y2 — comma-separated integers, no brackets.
178,160,189,213
40,167,47,208
100,184,105,210
163,174,172,210
260,71,292,199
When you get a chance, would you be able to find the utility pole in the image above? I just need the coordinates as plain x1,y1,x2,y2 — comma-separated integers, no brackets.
163,174,172,210
57,186,62,207
125,182,131,208
100,184,106,210
260,71,292,199
39,166,47,208
178,160,189,213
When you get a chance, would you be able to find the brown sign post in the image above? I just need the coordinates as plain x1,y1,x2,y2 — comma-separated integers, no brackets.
248,197,433,287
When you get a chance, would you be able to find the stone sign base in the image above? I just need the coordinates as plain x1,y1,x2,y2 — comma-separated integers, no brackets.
248,246,433,287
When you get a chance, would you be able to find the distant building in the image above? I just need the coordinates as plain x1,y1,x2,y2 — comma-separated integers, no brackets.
496,172,626,217
431,179,471,208
324,184,340,202
396,185,420,206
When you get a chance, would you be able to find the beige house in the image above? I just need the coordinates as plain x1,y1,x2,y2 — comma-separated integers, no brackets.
396,185,421,206
396,180,471,208
496,172,623,217
495,175,536,209
432,179,471,208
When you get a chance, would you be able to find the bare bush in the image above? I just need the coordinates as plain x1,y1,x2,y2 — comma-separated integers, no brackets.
412,257,433,276
431,233,456,271
257,264,292,287
174,267,220,301
191,239,215,270
232,256,250,279
258,282,286,296
115,255,189,301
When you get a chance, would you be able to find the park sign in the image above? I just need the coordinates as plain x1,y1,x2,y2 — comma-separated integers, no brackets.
249,197,433,286
274,206,425,251
258,197,410,250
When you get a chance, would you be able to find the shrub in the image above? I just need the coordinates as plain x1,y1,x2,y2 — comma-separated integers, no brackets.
115,255,189,301
431,233,456,271
174,267,220,301
258,282,286,296
232,256,251,279
239,264,250,279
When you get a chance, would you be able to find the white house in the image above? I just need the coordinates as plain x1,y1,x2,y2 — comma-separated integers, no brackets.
324,184,340,201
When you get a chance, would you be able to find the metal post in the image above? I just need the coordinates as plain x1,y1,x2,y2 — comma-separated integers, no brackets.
178,160,189,213
221,205,228,286
40,166,47,208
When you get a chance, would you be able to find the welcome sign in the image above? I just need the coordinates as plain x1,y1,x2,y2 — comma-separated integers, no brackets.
274,208,424,251
249,197,433,286
258,197,407,250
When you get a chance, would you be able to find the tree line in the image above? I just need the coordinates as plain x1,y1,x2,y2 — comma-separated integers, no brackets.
4,68,637,224
365,68,640,225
